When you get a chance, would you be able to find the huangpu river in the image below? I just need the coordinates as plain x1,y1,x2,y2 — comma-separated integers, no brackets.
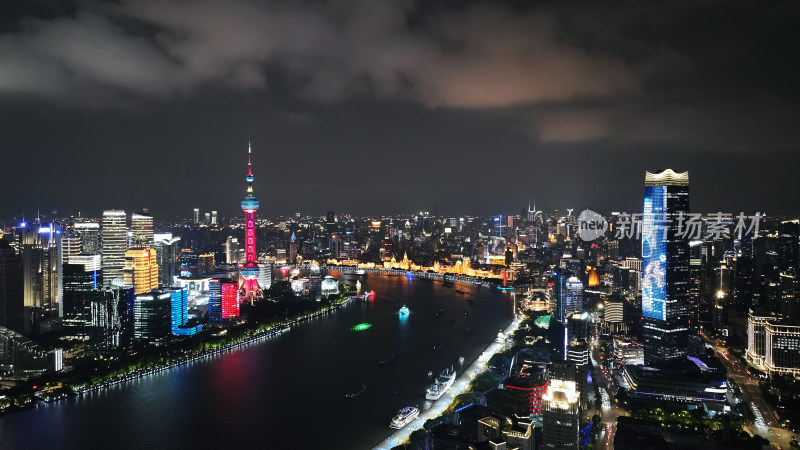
0,271,514,450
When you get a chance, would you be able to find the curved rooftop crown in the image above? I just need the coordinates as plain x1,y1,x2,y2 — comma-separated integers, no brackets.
645,169,689,186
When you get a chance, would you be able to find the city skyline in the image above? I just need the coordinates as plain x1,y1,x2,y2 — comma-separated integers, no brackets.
2,1,799,217
2,2,800,448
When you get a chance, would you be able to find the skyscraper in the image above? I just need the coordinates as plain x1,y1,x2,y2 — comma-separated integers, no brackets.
133,289,171,341
123,247,159,295
62,229,82,257
131,211,154,247
154,234,180,287
289,232,298,264
197,253,215,275
641,169,691,363
74,221,100,255
101,210,127,287
20,222,63,326
239,141,261,303
62,263,97,333
167,287,193,335
0,239,24,333
224,236,240,264
542,362,580,449
193,208,200,224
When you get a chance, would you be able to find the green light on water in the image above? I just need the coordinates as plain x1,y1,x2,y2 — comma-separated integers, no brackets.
352,323,372,331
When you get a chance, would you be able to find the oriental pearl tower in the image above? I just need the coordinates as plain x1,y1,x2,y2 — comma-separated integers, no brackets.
239,141,262,303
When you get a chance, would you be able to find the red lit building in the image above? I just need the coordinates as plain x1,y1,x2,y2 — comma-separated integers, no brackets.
221,281,240,319
503,377,549,417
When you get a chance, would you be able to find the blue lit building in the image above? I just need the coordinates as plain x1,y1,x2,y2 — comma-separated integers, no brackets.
208,278,223,322
642,169,691,363
167,287,196,335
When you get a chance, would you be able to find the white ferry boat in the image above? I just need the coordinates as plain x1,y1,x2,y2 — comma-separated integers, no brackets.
425,366,456,401
389,406,420,429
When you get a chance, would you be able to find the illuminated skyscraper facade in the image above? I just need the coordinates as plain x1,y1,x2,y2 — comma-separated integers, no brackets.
101,210,127,287
74,221,100,255
208,277,238,322
221,281,239,319
239,142,261,303
167,287,195,335
155,235,180,287
642,169,690,363
131,212,154,247
133,290,171,341
123,248,159,295
20,223,63,323
542,362,580,449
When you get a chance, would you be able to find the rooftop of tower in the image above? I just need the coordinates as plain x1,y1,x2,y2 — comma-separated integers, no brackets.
645,169,689,186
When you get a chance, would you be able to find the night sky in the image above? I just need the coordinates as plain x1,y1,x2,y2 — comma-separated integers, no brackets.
1,0,798,218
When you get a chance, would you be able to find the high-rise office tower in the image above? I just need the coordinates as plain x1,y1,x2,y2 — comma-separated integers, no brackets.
75,221,100,255
154,234,180,287
197,253,215,275
224,236,240,264
65,254,102,288
62,263,97,333
204,212,210,224
101,210,127,287
542,362,580,449
641,169,691,363
239,142,261,303
131,211,154,247
193,208,200,225
565,277,583,315
123,247,159,295
778,220,799,318
62,229,82,257
289,232,298,264
208,277,238,322
89,286,133,350
167,287,189,335
20,222,63,325
221,280,239,319
211,211,218,226
133,289,171,341
0,239,24,333
778,220,799,274
552,270,572,323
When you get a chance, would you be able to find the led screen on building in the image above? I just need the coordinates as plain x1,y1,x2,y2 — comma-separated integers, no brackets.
642,185,667,320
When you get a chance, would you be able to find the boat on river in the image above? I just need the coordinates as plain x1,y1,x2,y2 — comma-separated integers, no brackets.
346,385,367,398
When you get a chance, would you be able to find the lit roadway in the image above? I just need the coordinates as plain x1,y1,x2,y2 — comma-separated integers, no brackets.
589,326,629,449
372,316,523,449
704,335,798,449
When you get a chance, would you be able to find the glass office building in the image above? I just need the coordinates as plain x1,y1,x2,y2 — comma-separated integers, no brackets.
642,169,691,363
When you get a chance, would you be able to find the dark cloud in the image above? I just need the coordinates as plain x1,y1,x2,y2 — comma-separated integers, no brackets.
0,0,798,216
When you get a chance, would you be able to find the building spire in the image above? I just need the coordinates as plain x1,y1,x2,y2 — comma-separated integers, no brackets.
246,140,254,195
247,139,253,177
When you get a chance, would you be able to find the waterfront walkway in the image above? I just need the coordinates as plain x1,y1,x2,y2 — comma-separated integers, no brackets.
372,314,523,449
74,297,354,394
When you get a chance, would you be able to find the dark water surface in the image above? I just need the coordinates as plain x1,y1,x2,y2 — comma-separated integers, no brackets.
0,272,513,450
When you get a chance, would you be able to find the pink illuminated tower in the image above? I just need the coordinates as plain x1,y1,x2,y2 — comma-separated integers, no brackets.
239,141,262,303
